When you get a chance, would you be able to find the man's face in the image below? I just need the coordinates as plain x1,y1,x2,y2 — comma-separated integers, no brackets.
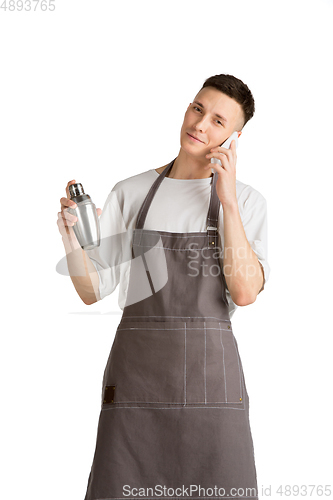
180,87,244,158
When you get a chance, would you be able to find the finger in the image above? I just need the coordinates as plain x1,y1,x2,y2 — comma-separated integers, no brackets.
60,197,77,210
218,147,233,160
61,209,78,225
230,140,237,161
58,207,77,224
96,208,102,216
207,148,232,162
57,216,75,237
204,161,224,173
208,164,225,176
206,152,228,160
205,154,229,170
57,217,66,233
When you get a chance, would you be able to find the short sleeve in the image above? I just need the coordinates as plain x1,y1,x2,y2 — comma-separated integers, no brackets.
241,190,270,291
85,187,130,301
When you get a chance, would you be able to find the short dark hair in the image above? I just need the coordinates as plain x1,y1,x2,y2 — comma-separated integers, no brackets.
200,74,255,128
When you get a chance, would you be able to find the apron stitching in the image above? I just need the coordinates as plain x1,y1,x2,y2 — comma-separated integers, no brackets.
101,406,245,410
134,228,211,238
117,327,232,332
134,232,215,238
135,245,217,252
219,323,228,403
118,315,230,322
184,322,187,406
232,335,243,401
204,322,207,404
133,242,218,247
103,400,243,405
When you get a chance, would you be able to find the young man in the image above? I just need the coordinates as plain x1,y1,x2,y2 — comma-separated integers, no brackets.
59,74,269,500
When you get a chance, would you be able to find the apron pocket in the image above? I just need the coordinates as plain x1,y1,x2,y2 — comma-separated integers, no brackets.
205,326,243,404
183,323,243,405
103,322,186,404
102,321,243,406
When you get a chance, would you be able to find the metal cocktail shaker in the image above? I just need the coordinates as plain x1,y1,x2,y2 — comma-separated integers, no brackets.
67,183,100,250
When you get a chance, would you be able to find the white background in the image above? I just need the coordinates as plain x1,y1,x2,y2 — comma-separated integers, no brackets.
1,0,332,498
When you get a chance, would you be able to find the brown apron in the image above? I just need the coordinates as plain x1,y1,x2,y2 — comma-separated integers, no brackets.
84,159,259,500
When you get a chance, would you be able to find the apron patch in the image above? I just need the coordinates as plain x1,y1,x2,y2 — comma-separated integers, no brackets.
103,385,115,404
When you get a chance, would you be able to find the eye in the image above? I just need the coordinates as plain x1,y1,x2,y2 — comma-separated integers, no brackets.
193,106,223,126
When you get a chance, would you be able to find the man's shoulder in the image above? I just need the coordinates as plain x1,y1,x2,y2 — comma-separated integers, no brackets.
112,168,156,193
236,178,267,206
102,169,157,214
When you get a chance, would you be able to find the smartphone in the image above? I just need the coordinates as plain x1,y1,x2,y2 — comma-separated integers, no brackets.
210,131,239,173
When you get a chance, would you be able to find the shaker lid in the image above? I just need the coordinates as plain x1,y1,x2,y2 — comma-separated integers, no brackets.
69,183,85,198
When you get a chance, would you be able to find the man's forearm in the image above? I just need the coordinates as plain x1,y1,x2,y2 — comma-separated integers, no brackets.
62,229,101,305
222,201,264,306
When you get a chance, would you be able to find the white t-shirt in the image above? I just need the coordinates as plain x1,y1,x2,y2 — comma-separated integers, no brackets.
85,168,270,318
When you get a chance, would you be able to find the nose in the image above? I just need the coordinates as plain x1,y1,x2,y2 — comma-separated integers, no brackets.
194,115,209,133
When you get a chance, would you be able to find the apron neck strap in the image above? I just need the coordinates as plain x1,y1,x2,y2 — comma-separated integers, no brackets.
135,158,221,231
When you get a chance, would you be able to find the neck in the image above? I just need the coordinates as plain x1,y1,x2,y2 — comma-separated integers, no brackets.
167,149,213,179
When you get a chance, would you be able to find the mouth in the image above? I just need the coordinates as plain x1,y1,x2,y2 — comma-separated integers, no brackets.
187,133,204,143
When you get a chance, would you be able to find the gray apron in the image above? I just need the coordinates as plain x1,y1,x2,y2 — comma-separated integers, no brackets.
84,159,259,500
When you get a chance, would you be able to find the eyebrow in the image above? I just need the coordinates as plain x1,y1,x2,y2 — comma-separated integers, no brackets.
193,101,228,123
